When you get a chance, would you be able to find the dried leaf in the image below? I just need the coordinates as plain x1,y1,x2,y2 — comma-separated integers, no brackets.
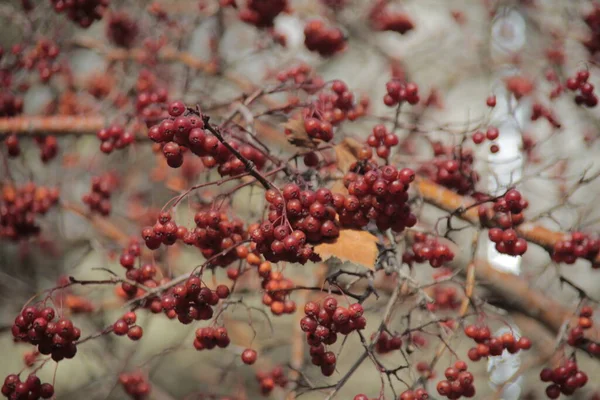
334,137,364,171
330,179,347,195
314,229,378,270
283,117,321,149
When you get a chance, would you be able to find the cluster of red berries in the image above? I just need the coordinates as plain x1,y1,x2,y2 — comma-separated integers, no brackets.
436,361,475,399
141,211,185,250
302,117,334,142
552,231,600,265
106,12,139,48
160,276,229,324
365,124,399,159
117,242,161,301
49,0,109,28
190,210,247,267
97,124,135,154
238,0,288,28
488,228,527,256
12,306,80,362
275,63,324,90
260,266,297,315
567,306,599,351
2,374,54,400
16,39,61,83
250,185,338,264
427,285,460,311
337,163,417,232
194,326,231,351
119,371,151,400
301,298,366,376
0,92,24,118
383,80,419,107
418,143,479,194
540,359,588,398
135,76,169,123
566,70,597,107
33,136,59,163
82,173,118,216
255,366,288,395
113,312,143,340
149,102,266,172
0,184,59,241
464,325,531,362
483,189,528,228
374,331,403,354
583,3,600,58
303,20,346,57
370,8,415,35
404,232,455,268
472,126,501,152
531,103,561,129
306,79,369,125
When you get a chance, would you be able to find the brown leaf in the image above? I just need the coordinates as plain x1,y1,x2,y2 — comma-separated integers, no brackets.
334,137,364,170
283,117,321,149
314,229,378,270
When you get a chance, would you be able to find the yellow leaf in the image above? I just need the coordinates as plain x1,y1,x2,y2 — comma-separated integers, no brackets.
314,229,379,270
330,179,348,195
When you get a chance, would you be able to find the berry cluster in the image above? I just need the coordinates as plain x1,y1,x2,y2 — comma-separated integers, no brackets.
552,231,600,265
1,89,24,157
374,331,402,354
427,285,460,311
190,210,247,267
0,183,59,241
275,63,324,90
540,359,588,398
365,124,399,159
97,124,135,154
194,326,231,351
113,312,143,341
337,163,417,232
117,243,161,301
301,298,366,376
250,185,338,264
583,3,600,58
13,39,61,83
531,103,561,129
49,0,109,28
260,266,296,315
255,366,287,395
303,20,346,57
371,10,415,35
383,80,419,107
238,0,288,28
302,117,334,142
488,228,527,256
34,136,58,163
160,276,229,324
307,79,369,125
436,361,475,399
418,143,479,194
106,12,139,48
1,374,54,400
404,232,455,268
119,371,151,400
471,126,501,151
568,305,599,351
149,102,266,172
12,306,80,362
141,212,185,250
566,70,598,107
82,173,119,216
464,325,531,362
135,73,169,123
